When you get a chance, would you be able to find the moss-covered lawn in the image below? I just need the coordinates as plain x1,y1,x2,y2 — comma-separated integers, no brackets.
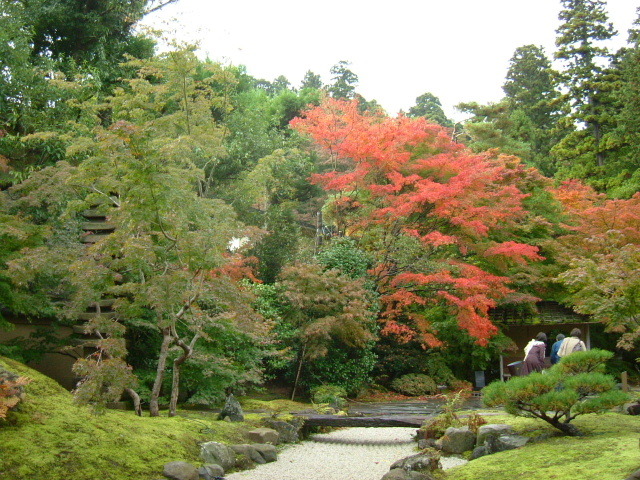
445,411,640,480
3,356,639,480
0,357,306,480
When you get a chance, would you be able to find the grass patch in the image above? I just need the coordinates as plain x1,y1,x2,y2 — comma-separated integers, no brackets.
0,357,267,480
445,412,640,480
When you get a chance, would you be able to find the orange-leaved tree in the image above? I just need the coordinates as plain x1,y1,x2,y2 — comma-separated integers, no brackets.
291,98,543,347
551,180,640,350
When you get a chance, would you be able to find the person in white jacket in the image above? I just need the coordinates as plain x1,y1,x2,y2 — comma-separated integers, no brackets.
557,328,587,358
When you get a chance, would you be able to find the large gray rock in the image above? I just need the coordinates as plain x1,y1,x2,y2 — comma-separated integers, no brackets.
198,464,224,480
390,452,441,472
217,393,244,422
381,469,435,480
476,424,515,446
251,443,278,463
263,418,303,443
470,445,489,460
163,461,199,480
230,444,266,464
435,426,476,454
417,438,437,450
246,427,279,444
200,442,236,471
486,434,529,453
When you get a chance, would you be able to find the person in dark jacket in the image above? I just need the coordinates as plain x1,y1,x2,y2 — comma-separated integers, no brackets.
550,333,565,364
522,332,547,375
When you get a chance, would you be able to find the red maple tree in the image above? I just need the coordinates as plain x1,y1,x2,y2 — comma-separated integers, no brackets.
292,98,543,346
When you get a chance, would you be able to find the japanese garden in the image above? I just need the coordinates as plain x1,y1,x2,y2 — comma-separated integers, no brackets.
1,1,640,479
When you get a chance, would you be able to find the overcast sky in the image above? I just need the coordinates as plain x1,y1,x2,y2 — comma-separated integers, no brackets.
140,0,638,120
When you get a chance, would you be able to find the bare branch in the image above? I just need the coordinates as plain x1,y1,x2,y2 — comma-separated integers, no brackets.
145,0,180,15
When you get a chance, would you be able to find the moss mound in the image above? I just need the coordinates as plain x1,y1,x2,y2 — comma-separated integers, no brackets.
0,357,262,480
447,412,640,480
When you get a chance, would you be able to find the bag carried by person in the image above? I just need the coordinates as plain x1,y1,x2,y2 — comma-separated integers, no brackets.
557,337,586,358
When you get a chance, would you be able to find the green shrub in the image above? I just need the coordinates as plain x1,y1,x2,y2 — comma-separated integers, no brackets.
391,373,437,396
302,344,377,396
0,368,29,419
418,389,486,439
311,385,347,408
448,379,473,392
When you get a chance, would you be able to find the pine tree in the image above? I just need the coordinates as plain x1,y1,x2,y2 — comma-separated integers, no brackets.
554,0,616,169
328,61,359,99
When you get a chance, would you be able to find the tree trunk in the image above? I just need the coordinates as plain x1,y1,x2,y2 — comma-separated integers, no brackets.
125,388,142,416
149,328,173,417
168,357,182,418
551,420,583,436
291,344,306,401
594,121,605,167
169,332,199,417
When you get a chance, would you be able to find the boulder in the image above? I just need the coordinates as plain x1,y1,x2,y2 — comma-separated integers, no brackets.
476,424,515,446
163,461,199,480
263,418,303,443
417,438,437,450
470,445,489,460
390,452,441,472
200,442,235,471
627,401,640,415
486,434,529,453
229,444,266,464
251,443,278,463
246,427,279,444
198,464,224,480
435,426,476,454
217,393,244,422
381,468,436,480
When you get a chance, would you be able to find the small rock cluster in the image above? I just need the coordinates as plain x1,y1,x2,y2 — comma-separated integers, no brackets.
159,420,303,480
428,423,528,458
381,452,442,480
379,424,530,480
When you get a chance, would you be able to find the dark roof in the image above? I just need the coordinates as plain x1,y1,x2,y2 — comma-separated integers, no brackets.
490,301,593,326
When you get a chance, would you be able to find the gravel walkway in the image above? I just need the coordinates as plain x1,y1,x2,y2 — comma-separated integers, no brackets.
225,427,467,480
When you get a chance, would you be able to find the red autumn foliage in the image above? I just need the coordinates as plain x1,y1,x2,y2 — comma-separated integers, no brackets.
210,254,261,283
292,98,543,346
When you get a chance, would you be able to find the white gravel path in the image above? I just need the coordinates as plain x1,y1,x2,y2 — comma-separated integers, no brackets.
225,427,467,480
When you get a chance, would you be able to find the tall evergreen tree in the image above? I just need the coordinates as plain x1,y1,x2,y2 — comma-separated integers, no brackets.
328,60,358,99
501,45,566,175
301,70,323,90
504,45,562,128
554,0,616,169
407,92,453,128
612,8,640,196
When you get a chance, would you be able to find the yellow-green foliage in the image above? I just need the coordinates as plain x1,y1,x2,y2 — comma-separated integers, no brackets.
445,413,640,480
239,397,309,414
0,358,263,480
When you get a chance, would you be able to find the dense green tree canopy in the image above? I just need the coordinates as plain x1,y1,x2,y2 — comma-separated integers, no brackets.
407,92,453,128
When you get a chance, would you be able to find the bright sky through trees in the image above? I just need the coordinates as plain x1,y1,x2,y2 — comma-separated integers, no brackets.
139,0,637,120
